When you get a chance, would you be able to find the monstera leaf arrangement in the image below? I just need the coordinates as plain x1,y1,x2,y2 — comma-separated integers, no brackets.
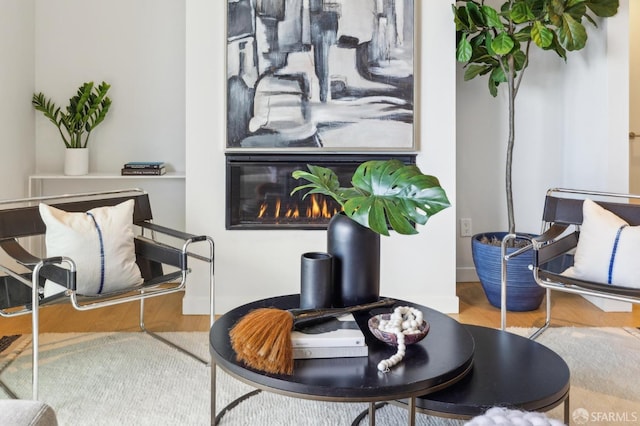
32,81,112,149
453,0,619,235
291,159,451,236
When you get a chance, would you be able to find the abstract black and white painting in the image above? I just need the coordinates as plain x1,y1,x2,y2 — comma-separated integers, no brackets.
227,0,415,150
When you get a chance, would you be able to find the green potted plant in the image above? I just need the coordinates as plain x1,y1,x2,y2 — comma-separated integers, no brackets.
453,0,619,310
32,81,112,175
291,159,450,306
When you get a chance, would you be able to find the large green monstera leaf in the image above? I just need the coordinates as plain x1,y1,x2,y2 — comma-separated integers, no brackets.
291,160,450,236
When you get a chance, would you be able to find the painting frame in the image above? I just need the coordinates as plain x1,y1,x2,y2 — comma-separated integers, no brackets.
225,0,418,152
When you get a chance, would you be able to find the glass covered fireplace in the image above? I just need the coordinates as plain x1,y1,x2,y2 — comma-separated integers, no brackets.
226,153,416,229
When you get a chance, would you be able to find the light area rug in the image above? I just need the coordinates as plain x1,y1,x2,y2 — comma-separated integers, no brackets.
0,328,638,426
511,327,640,425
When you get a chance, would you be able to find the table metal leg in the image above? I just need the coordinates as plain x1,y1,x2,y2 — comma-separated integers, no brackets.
407,397,416,426
369,402,375,426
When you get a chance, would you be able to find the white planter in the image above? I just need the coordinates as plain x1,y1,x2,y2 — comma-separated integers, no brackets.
64,148,89,176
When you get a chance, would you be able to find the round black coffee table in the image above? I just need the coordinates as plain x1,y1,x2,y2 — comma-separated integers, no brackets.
209,295,475,425
389,324,570,423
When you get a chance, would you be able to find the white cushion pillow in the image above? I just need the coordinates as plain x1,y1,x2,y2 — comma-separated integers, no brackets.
562,198,640,288
39,200,143,296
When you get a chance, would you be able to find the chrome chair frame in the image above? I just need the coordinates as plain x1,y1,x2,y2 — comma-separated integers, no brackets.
0,188,215,399
500,188,640,339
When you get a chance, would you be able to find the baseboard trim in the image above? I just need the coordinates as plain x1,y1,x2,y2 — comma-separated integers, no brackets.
181,295,211,315
456,267,478,283
582,294,632,312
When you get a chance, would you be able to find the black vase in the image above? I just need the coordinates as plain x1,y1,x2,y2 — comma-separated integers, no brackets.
299,252,334,309
327,213,380,307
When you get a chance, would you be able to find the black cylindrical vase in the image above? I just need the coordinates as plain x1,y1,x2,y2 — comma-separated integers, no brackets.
299,252,334,309
327,213,380,307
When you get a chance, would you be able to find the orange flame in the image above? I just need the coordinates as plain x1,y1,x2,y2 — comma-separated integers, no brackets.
257,194,340,221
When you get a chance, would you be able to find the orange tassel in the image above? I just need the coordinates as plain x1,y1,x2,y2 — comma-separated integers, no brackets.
230,308,294,375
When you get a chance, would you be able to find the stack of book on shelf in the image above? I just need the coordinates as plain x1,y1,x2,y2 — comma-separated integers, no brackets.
290,314,368,359
121,161,166,176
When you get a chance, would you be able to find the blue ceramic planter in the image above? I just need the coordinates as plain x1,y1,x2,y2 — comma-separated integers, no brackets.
471,232,545,312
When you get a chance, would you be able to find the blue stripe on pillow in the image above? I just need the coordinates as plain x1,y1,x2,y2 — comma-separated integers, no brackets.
608,225,628,285
86,212,106,294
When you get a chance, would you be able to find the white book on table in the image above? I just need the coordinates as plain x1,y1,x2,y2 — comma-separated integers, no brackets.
290,314,366,348
293,345,368,359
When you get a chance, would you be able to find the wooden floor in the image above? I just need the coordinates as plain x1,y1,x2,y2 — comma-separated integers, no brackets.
450,282,640,328
1,292,211,335
2,282,639,335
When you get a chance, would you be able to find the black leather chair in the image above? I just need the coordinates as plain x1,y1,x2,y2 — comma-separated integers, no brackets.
501,188,640,338
0,188,214,399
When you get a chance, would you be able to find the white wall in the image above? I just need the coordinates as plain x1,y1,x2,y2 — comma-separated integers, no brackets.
186,0,459,315
32,0,186,229
562,3,629,192
5,0,631,314
34,0,185,175
456,3,630,281
631,0,640,193
0,0,35,199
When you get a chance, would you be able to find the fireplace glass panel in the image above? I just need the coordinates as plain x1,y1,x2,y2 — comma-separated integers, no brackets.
226,154,416,229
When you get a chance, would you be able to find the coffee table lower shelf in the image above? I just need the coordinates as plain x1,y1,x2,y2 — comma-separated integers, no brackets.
388,325,571,424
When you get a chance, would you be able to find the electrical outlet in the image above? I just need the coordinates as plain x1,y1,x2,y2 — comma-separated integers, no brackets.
460,218,472,237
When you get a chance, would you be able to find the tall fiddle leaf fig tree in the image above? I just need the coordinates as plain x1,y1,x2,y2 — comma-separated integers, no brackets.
453,0,619,235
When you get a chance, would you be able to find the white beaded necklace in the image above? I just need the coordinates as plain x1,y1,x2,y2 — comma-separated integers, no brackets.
376,306,424,372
